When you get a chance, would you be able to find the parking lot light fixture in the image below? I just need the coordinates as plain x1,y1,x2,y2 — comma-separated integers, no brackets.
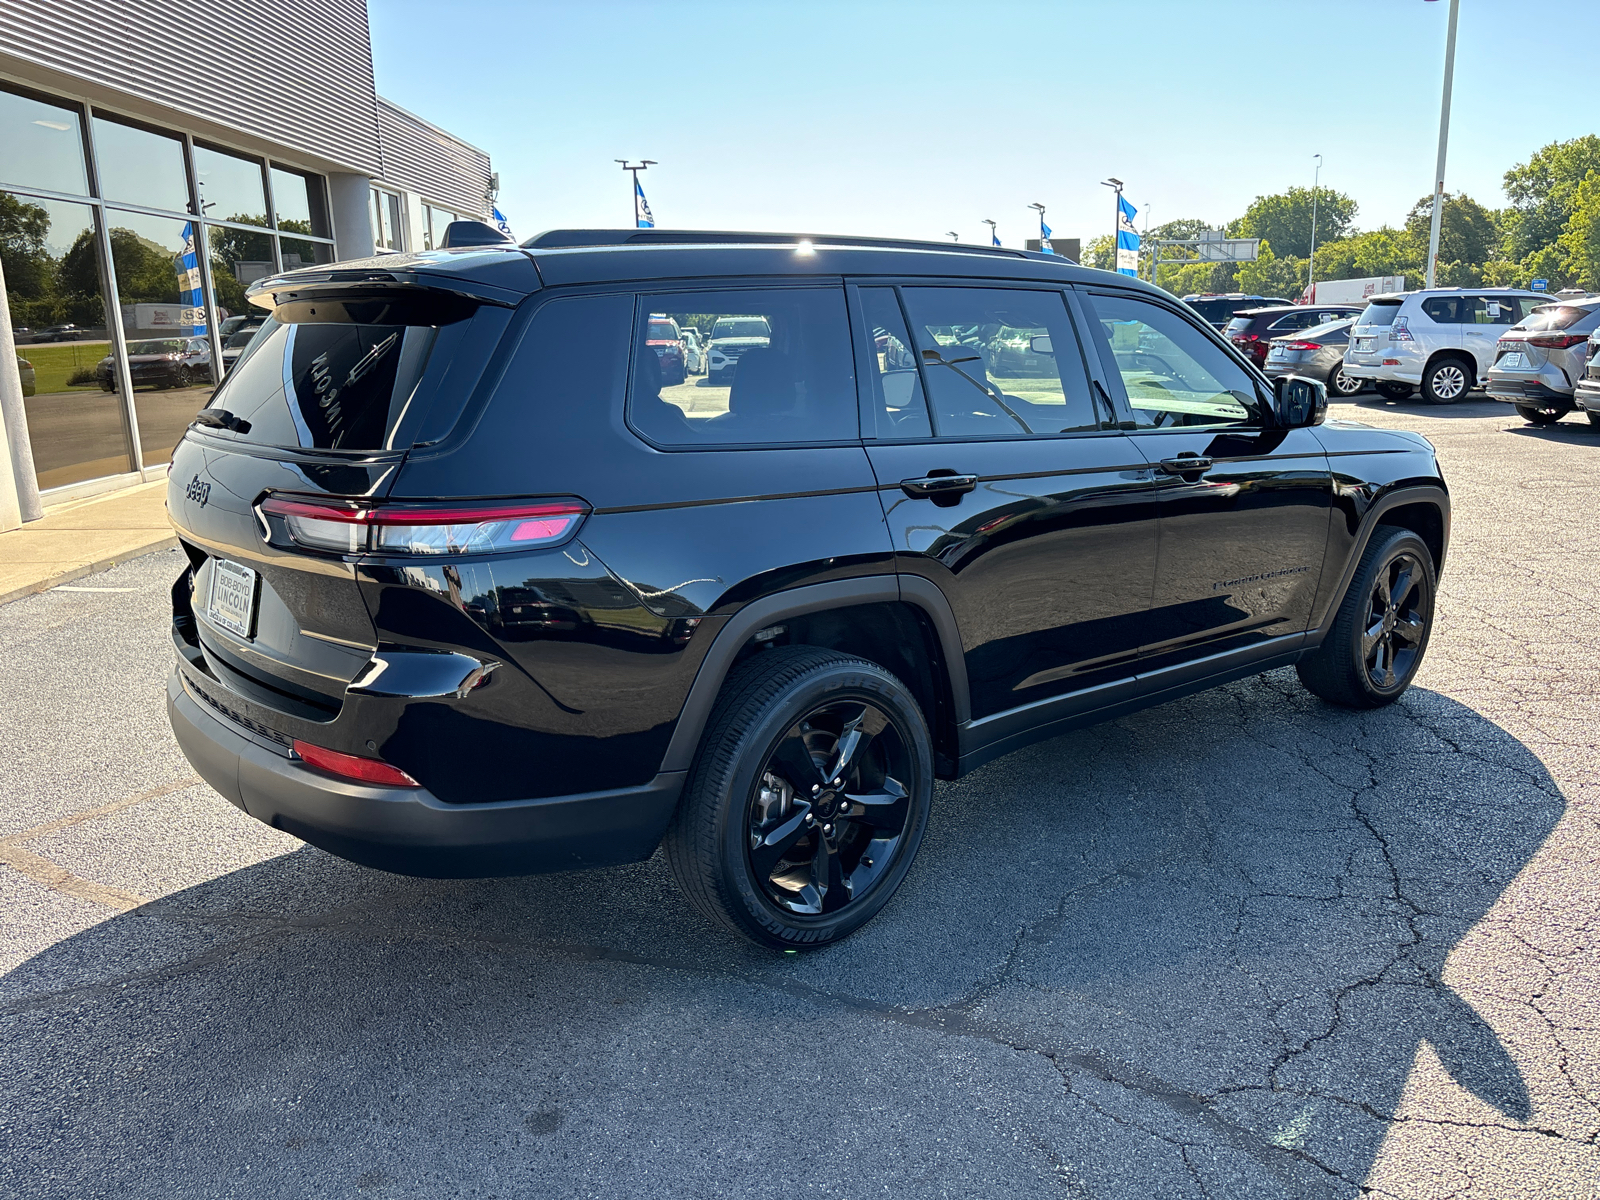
1423,0,1460,289
1308,154,1323,298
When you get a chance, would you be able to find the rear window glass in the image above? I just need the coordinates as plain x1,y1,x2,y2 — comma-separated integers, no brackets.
1187,299,1239,323
205,313,437,451
646,320,679,341
628,288,856,446
1224,315,1255,334
1420,297,1459,322
1524,305,1591,330
1359,301,1403,326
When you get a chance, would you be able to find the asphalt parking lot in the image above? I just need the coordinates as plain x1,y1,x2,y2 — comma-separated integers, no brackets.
2,394,1597,1199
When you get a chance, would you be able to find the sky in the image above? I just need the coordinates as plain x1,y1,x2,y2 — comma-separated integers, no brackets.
369,0,1597,250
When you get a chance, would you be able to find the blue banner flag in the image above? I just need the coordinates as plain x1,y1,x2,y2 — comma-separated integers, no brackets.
635,177,654,229
1116,195,1139,277
492,206,513,239
1039,218,1054,255
177,222,206,336
991,228,1001,247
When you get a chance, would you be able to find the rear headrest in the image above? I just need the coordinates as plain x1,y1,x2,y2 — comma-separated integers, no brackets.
728,348,801,417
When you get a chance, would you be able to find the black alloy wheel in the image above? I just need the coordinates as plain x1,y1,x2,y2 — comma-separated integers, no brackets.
1377,381,1413,400
1327,361,1362,398
175,365,194,389
666,646,933,948
1514,402,1565,426
1297,527,1436,709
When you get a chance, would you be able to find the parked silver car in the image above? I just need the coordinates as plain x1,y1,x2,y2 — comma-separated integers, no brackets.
1487,296,1600,425
1263,318,1362,398
1566,325,1600,429
680,328,706,374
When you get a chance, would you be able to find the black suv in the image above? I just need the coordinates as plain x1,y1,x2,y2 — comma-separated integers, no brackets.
165,230,1450,948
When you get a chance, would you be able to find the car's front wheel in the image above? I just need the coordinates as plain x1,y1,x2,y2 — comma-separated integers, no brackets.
665,646,933,948
1327,362,1362,398
1296,526,1436,709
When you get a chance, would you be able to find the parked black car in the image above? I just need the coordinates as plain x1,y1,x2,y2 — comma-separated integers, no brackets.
1181,293,1294,330
1223,304,1364,368
165,230,1450,948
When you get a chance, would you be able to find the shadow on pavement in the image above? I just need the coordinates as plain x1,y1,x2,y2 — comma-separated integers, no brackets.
0,677,1567,1199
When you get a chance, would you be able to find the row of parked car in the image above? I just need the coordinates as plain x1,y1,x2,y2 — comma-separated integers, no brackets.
1185,288,1600,426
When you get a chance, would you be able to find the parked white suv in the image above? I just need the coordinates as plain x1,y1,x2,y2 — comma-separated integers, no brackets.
1343,288,1549,404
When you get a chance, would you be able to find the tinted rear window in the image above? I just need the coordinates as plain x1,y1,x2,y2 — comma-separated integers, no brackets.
646,320,679,340
1187,299,1238,323
1358,301,1402,326
1224,316,1256,334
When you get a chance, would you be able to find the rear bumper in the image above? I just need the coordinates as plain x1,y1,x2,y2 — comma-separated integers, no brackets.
1575,380,1600,413
1486,376,1573,406
167,667,683,878
1343,359,1422,384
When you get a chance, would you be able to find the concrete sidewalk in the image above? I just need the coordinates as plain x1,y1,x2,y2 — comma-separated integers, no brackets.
0,480,175,605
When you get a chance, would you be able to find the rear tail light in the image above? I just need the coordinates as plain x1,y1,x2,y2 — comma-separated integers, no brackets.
293,739,419,787
258,495,589,557
1391,317,1413,342
1231,333,1261,343
1281,341,1320,352
1527,332,1588,349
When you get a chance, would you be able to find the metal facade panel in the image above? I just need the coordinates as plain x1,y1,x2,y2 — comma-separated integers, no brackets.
376,98,490,218
0,0,382,173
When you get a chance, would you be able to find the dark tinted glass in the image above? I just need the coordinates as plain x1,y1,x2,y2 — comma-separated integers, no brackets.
898,287,1098,437
627,288,857,446
1082,292,1264,429
1420,297,1459,323
0,87,89,196
207,315,438,450
859,287,931,439
1360,301,1404,326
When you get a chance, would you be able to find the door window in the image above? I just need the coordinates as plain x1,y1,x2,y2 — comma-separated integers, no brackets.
1463,296,1517,325
859,287,932,438
626,287,857,446
1081,292,1266,430
897,287,1098,437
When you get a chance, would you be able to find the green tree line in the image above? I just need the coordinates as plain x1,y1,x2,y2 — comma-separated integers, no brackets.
1081,135,1600,298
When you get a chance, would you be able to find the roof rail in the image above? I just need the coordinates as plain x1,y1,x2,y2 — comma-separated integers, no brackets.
521,228,1054,261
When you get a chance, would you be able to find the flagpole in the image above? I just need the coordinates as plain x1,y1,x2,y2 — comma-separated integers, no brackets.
614,159,656,227
1100,178,1123,272
982,219,998,247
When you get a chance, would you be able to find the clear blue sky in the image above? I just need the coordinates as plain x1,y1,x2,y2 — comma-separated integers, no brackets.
369,0,1596,248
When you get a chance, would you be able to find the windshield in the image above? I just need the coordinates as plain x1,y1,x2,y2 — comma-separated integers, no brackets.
224,329,258,348
1357,301,1402,327
711,318,771,340
1522,305,1592,331
646,320,680,341
129,339,186,355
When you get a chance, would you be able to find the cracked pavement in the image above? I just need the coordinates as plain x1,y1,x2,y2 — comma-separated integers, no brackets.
1,395,1597,1198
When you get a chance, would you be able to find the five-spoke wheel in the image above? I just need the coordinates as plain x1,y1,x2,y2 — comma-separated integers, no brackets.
666,647,932,948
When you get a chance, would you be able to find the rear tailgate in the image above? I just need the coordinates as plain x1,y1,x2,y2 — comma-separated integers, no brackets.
169,272,519,719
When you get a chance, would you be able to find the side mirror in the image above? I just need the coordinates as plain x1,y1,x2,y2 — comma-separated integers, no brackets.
1029,334,1053,355
1275,374,1327,428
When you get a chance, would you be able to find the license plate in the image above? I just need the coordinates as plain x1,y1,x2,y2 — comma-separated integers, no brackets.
208,558,258,639
1355,337,1375,351
1267,347,1288,360
1498,352,1523,369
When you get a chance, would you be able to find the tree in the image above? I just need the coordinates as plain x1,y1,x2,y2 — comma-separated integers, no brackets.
1235,242,1307,300
1403,192,1498,269
1081,233,1115,272
0,191,53,301
1557,169,1600,291
1229,187,1357,259
1502,135,1600,261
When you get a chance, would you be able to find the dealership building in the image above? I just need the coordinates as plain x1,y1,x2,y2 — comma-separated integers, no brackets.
0,0,495,518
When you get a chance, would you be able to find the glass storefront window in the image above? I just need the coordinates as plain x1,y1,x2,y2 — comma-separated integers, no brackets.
0,87,90,197
269,166,329,239
91,116,190,214
371,187,404,251
3,193,132,489
278,236,333,271
208,224,274,316
194,144,267,227
105,211,219,467
423,203,460,251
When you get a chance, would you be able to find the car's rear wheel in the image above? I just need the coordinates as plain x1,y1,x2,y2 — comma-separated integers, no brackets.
665,646,933,949
1327,362,1362,398
1296,527,1436,709
1376,381,1413,400
1421,356,1471,404
1514,402,1565,426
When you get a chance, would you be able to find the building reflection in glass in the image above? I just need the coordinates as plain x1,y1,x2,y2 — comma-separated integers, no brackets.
3,192,132,488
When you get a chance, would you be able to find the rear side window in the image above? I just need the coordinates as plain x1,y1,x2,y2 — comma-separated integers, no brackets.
1463,296,1517,325
1420,297,1459,322
1360,301,1404,326
627,288,857,446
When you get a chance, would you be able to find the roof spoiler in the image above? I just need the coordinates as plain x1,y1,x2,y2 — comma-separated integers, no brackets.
440,219,514,249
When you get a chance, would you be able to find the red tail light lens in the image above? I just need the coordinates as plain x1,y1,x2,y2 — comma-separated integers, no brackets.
1527,332,1588,349
1281,341,1320,352
258,496,589,557
293,739,419,787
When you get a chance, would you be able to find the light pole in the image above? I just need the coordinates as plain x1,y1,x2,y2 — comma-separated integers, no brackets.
982,218,998,247
1307,154,1322,300
1028,203,1050,254
1424,0,1460,288
614,159,656,228
1101,178,1123,272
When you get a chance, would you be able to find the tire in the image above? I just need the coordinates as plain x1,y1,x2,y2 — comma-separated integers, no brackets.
1514,402,1565,426
1296,527,1436,709
1376,381,1412,400
1421,356,1471,404
1588,411,1600,429
1327,362,1362,398
664,646,933,949
175,365,194,389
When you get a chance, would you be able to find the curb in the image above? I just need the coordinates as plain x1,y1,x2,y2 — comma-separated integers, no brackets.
0,535,180,606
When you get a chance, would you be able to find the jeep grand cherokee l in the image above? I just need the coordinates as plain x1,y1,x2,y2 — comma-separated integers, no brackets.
165,229,1449,949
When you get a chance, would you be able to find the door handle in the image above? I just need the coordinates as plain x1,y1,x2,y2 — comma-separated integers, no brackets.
1158,455,1213,478
900,473,978,500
